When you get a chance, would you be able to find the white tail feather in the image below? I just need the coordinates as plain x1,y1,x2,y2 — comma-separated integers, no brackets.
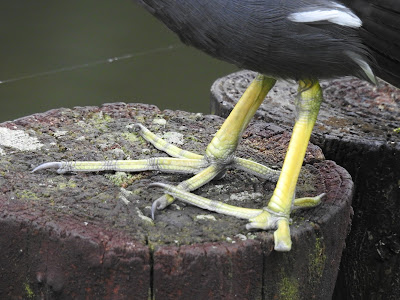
288,2,362,28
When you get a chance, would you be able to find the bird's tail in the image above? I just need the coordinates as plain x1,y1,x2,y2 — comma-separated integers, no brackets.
344,0,400,87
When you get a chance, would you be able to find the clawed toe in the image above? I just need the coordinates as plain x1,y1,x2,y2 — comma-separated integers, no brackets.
150,193,174,219
246,209,292,251
292,193,325,210
149,181,321,252
32,162,63,173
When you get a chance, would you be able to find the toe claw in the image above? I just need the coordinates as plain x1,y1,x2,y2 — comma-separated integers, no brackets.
32,162,62,173
149,183,176,219
150,195,174,219
151,199,162,220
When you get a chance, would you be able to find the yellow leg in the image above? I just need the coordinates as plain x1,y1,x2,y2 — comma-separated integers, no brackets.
33,74,279,212
205,74,276,160
150,74,277,213
247,79,323,251
147,78,323,251
33,75,324,252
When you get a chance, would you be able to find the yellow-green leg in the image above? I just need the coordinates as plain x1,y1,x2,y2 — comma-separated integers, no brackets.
150,78,324,251
33,75,323,251
32,74,280,213
204,75,276,161
149,74,278,213
246,79,323,250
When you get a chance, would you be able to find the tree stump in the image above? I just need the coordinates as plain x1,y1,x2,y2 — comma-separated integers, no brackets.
0,103,353,299
211,71,400,299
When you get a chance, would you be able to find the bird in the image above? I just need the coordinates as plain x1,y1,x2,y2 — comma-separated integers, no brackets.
33,0,400,251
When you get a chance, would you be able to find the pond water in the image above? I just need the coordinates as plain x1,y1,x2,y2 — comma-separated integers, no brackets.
0,0,237,122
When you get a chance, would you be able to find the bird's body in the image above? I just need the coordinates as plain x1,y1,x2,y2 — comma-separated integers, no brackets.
139,0,377,81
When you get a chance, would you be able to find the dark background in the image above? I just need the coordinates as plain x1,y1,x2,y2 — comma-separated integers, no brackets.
0,0,237,123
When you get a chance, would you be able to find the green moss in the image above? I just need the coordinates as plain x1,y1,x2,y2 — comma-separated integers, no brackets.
57,179,77,189
148,241,155,252
278,275,299,300
186,135,201,143
106,172,132,186
393,127,400,134
93,111,113,123
121,131,140,143
132,188,143,195
105,172,145,187
16,190,39,201
135,115,146,124
121,131,147,147
308,236,326,281
24,282,35,299
89,111,114,131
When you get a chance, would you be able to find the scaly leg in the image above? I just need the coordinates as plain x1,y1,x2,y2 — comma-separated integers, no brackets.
32,74,280,213
33,75,323,251
150,79,324,251
246,79,323,250
148,74,277,213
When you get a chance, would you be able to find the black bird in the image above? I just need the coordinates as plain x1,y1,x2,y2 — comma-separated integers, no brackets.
34,0,400,251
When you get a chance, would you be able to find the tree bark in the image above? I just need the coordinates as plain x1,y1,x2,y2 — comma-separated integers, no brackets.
0,102,353,299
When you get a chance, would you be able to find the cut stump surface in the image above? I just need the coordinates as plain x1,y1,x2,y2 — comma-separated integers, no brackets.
0,103,353,299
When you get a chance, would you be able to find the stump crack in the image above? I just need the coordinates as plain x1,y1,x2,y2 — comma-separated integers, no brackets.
146,235,155,300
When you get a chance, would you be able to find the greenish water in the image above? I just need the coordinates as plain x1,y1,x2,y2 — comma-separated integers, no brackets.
0,0,237,123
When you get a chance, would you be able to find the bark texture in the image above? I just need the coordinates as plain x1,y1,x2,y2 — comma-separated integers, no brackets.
0,102,353,299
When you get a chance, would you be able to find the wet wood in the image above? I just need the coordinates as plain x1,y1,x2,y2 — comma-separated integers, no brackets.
0,103,353,299
211,71,400,299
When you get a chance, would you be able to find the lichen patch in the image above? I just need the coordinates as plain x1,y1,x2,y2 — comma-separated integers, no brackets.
152,118,167,126
229,191,263,202
161,131,184,145
196,214,217,221
0,127,43,151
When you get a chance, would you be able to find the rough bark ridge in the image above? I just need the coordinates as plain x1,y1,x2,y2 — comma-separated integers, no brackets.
0,103,352,299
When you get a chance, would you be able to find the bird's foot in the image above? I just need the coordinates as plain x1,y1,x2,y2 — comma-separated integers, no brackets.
33,122,280,216
32,75,325,252
150,182,323,251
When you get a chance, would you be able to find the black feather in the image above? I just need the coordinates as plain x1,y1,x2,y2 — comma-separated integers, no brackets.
343,0,400,87
138,0,399,86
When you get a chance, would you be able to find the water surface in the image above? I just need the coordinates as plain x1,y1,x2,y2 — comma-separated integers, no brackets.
0,0,237,122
